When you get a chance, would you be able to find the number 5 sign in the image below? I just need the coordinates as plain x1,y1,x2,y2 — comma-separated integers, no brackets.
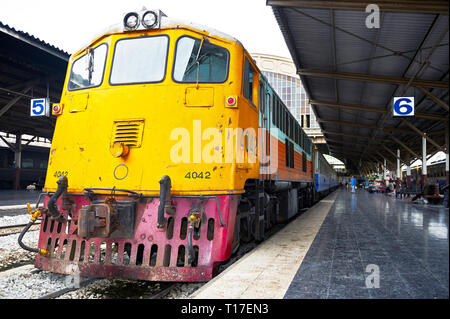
30,98,50,117
393,97,414,117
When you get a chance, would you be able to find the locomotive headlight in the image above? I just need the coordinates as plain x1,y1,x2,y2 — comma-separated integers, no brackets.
123,12,140,30
142,11,158,28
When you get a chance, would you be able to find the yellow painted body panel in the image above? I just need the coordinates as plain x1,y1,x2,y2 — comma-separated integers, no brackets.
44,28,260,195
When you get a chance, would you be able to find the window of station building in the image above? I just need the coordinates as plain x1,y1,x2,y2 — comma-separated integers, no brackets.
173,36,229,83
68,43,107,90
243,57,256,106
39,159,47,169
111,35,169,84
306,114,310,128
22,158,34,169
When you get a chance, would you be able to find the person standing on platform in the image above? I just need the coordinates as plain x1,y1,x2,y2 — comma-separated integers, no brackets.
351,176,356,193
443,184,448,208
395,178,401,198
401,178,407,199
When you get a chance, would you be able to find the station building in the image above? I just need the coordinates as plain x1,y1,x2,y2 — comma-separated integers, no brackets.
251,53,325,146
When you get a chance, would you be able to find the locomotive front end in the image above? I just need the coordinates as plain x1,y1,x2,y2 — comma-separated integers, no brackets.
34,180,239,281
20,9,258,282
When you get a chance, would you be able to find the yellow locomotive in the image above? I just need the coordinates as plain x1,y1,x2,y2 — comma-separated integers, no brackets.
19,9,336,281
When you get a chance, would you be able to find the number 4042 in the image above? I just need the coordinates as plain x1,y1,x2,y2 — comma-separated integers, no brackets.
184,171,211,179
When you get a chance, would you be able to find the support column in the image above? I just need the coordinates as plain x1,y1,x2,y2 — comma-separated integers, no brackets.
14,134,22,190
422,135,427,186
377,162,380,179
397,149,401,180
446,152,449,185
446,120,449,186
383,158,387,180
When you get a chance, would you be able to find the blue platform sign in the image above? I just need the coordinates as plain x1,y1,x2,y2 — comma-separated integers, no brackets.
393,97,414,117
30,98,50,117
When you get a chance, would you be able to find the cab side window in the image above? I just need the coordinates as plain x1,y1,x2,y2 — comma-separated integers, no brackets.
243,57,256,106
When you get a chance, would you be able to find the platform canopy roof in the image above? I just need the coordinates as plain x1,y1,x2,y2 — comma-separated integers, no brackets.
268,0,449,174
0,22,69,140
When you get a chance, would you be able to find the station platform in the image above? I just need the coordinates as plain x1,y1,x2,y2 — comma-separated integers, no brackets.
191,188,449,299
0,190,40,208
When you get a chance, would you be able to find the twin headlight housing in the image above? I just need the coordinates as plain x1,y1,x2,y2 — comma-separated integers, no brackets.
123,9,165,31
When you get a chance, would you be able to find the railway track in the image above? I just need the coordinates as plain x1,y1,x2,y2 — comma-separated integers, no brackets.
0,207,311,299
0,222,41,237
38,278,100,299
39,279,178,299
142,283,178,299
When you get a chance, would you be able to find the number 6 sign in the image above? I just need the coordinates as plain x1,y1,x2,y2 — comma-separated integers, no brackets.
30,98,50,117
393,97,414,117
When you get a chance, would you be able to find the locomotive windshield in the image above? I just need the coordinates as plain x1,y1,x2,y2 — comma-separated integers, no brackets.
173,36,228,83
68,44,107,90
110,35,169,84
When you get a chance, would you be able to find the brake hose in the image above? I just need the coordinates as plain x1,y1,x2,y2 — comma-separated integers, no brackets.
17,204,49,256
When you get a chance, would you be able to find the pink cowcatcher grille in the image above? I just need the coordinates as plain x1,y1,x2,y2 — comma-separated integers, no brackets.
35,194,239,282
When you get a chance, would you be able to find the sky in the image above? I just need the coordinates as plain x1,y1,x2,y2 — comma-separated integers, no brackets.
0,0,291,58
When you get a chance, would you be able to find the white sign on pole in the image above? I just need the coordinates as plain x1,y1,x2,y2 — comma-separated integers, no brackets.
30,98,50,117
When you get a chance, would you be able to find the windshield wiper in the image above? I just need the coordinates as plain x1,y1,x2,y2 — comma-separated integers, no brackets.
184,37,207,87
86,48,95,85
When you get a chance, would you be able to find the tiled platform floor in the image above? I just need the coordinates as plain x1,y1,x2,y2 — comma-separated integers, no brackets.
284,188,449,299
